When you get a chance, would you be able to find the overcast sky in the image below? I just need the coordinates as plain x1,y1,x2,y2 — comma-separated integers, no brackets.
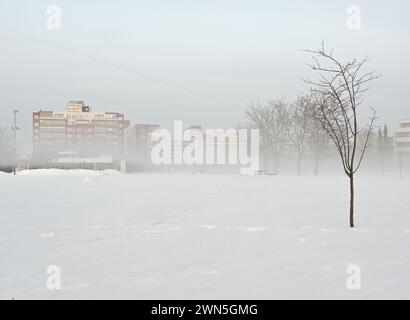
0,0,409,150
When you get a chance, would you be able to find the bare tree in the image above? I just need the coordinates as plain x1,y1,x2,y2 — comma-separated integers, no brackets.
246,99,288,173
305,92,331,175
287,95,312,175
304,43,379,228
310,111,328,175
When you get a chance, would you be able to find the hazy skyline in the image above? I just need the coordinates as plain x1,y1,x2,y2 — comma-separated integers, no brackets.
1,0,409,150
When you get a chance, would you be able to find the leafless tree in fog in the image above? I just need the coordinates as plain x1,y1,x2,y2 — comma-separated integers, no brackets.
246,100,288,173
304,43,379,228
306,94,329,175
287,95,312,175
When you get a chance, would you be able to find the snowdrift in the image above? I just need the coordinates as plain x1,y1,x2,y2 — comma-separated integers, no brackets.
16,169,121,176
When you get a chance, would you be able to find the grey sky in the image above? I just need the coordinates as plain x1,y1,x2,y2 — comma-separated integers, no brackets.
0,0,409,150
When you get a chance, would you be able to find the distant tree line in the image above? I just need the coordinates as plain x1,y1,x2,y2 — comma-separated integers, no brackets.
245,95,329,176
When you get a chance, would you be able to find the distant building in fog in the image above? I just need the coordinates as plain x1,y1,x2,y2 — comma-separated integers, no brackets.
32,100,129,169
394,120,410,153
126,124,160,171
125,123,256,173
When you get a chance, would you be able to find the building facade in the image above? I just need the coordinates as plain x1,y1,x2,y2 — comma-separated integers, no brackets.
394,120,410,153
33,101,129,168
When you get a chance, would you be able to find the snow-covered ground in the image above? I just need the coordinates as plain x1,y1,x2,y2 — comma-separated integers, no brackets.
16,169,121,176
0,171,409,299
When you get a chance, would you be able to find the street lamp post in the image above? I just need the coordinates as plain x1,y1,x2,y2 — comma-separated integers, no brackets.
12,110,19,175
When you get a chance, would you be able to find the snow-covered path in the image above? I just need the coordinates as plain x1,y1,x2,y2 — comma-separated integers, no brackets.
0,173,409,299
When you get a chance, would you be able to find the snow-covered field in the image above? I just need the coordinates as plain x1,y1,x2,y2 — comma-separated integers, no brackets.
0,171,410,299
16,169,121,176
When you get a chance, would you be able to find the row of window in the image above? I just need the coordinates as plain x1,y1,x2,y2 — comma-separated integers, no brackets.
397,141,410,148
395,132,410,138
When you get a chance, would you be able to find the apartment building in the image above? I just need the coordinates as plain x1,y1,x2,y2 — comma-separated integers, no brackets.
394,120,410,153
33,101,129,168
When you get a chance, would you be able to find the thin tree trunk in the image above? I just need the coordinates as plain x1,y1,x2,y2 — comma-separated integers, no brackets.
263,147,268,171
314,151,319,175
273,149,279,174
297,154,301,175
349,174,354,228
313,136,321,175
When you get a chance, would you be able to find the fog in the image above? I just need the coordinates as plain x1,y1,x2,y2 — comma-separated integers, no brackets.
0,0,409,153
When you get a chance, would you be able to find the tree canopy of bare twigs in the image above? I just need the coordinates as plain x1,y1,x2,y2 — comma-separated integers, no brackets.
287,94,313,175
305,94,329,175
303,42,379,227
245,99,288,172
